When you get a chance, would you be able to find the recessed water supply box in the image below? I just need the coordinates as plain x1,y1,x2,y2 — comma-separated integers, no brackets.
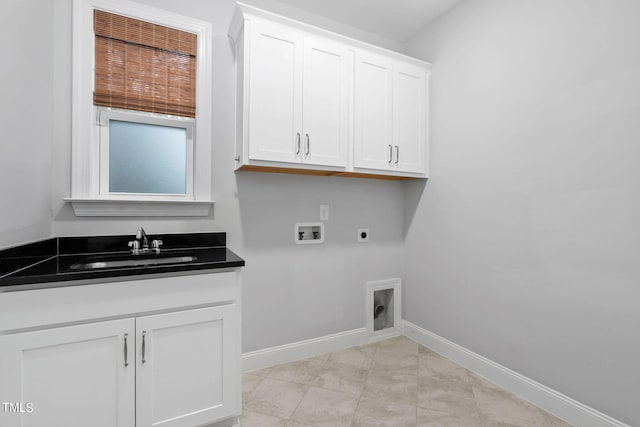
294,222,325,244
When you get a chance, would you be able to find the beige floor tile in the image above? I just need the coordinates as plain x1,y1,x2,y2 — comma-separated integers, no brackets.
469,374,572,427
362,370,418,406
352,397,417,427
328,344,376,368
244,378,308,419
286,421,316,427
307,352,331,363
371,346,419,375
242,373,264,402
290,386,359,427
310,361,369,395
418,351,470,383
249,366,272,378
417,406,483,426
419,344,438,355
263,358,325,384
376,335,420,354
240,410,287,427
241,337,570,427
418,372,477,415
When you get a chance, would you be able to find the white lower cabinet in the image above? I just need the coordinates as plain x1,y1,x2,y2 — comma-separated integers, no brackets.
0,273,241,427
0,319,136,427
136,305,239,427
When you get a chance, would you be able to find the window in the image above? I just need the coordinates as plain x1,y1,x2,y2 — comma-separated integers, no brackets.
98,109,194,197
69,0,213,216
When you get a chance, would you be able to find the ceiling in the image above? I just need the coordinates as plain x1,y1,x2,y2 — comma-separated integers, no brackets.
273,0,461,43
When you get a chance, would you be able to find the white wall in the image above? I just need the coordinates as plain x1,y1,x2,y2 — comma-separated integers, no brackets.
404,1,640,425
47,0,405,352
0,0,54,249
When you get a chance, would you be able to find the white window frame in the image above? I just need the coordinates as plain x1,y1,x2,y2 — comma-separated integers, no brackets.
68,0,213,217
97,108,195,200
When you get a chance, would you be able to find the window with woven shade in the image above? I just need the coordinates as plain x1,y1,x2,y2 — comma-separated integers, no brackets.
70,0,213,217
93,10,197,118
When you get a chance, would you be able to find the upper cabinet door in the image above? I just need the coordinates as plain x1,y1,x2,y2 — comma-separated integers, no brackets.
393,62,427,174
353,51,394,171
0,319,135,427
248,19,303,163
135,305,240,427
302,38,350,167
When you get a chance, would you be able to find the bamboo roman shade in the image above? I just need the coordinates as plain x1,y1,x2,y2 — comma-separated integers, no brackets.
94,10,197,118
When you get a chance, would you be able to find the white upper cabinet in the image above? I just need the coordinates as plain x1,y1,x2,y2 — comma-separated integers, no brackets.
393,61,428,174
302,37,350,167
353,51,394,171
245,18,349,168
248,19,303,164
354,54,428,175
230,4,430,179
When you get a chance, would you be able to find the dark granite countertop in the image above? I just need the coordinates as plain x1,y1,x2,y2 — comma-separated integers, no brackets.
0,232,244,292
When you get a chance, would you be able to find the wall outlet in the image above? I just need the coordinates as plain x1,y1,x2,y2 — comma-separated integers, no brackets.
357,228,370,242
320,204,329,221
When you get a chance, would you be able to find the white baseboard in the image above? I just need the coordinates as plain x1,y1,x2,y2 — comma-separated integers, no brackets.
242,328,371,372
402,320,630,427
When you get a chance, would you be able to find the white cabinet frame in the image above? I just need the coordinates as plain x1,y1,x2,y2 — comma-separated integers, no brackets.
0,272,242,427
136,305,240,427
0,319,136,427
230,3,431,180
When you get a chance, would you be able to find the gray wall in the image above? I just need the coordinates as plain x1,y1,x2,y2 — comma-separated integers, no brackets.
0,0,54,248
403,1,640,424
46,0,406,352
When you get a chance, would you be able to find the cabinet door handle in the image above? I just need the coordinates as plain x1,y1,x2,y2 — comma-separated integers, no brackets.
395,145,399,164
305,134,310,155
141,331,147,364
388,145,393,163
124,333,129,367
296,133,301,155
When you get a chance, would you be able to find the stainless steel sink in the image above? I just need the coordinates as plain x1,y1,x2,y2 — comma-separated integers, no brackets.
69,255,197,270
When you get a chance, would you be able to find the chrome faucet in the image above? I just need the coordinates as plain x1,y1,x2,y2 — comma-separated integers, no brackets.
128,227,163,255
136,227,150,251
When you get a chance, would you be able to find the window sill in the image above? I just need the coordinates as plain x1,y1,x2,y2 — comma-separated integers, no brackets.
64,198,214,217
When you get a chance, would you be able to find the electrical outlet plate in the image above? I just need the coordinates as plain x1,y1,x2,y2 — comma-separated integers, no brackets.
319,204,329,221
357,228,370,242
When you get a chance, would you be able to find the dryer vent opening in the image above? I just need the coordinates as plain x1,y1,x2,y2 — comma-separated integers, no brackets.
366,278,401,338
373,288,394,331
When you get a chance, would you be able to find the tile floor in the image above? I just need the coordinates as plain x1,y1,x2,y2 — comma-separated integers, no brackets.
241,335,572,427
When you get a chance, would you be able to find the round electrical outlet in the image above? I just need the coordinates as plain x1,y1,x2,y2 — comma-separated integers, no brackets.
357,228,370,242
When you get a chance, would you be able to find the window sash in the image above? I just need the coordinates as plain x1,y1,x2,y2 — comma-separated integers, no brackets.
97,108,195,200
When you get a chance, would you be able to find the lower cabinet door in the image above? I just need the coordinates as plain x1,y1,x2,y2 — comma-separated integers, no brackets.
0,318,135,427
135,305,240,427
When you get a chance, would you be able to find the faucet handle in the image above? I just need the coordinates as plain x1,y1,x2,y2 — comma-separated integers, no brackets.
128,240,140,254
151,239,163,253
